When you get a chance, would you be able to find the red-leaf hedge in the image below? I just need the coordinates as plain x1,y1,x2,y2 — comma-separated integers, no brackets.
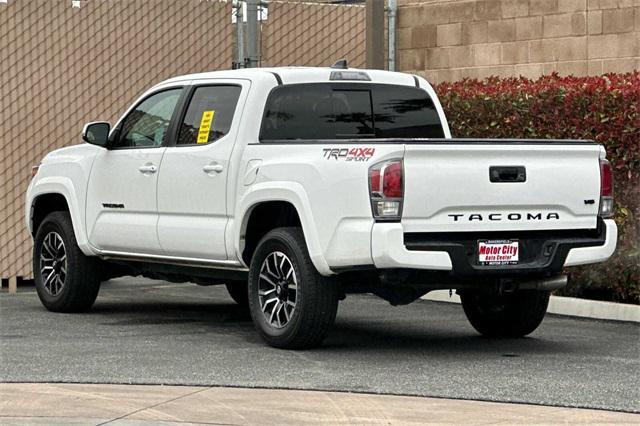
435,72,639,304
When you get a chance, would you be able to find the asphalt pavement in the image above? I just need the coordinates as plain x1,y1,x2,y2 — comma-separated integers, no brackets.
1,278,638,413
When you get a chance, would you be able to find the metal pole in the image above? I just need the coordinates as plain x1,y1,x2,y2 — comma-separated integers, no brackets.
366,0,385,69
387,0,397,71
236,1,244,68
246,0,259,68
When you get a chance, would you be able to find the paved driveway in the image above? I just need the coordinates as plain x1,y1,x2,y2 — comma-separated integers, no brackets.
2,383,639,425
1,278,638,413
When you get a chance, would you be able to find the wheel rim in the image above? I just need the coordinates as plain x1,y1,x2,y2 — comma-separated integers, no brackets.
258,251,297,329
39,231,67,296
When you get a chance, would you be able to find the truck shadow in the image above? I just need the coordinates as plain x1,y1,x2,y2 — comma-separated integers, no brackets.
326,319,574,356
89,298,581,357
92,301,252,325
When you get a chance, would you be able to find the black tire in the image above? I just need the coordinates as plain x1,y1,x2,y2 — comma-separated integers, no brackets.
33,211,101,312
248,227,339,349
225,280,249,307
460,289,550,338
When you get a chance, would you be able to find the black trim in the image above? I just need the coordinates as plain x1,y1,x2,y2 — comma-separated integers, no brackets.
403,219,607,276
252,138,598,146
412,75,420,87
29,203,35,234
166,86,193,147
269,71,283,85
105,259,248,283
330,264,376,274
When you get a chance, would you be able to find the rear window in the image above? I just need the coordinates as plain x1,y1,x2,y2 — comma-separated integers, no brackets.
260,83,444,141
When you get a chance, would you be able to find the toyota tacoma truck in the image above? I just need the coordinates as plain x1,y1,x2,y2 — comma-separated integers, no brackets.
26,65,617,349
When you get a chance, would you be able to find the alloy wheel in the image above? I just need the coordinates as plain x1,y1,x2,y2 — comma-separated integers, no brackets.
39,231,67,296
258,251,298,328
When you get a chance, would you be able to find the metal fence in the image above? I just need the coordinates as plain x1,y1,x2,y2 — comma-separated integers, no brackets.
0,0,370,283
261,1,366,68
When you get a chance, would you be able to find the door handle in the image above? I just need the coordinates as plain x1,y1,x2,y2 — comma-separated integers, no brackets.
489,166,526,183
203,164,224,174
138,164,157,174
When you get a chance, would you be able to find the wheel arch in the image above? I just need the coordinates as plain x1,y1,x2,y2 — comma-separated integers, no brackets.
240,201,301,265
27,178,93,255
233,183,332,275
31,193,70,237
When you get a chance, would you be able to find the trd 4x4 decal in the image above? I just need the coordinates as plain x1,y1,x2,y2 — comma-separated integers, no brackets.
322,147,375,162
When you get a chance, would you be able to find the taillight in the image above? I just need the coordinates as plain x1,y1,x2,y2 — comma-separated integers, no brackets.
369,159,403,220
599,159,614,218
382,162,403,198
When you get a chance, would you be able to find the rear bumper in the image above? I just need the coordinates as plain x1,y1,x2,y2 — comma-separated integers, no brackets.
564,219,617,266
371,219,616,275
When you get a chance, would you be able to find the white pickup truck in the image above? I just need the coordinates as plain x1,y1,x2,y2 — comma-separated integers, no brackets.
26,65,617,348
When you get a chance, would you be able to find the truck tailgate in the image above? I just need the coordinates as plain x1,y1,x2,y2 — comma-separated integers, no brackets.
402,141,602,233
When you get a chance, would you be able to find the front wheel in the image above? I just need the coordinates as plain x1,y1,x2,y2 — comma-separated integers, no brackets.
460,289,550,338
33,211,102,312
248,227,339,349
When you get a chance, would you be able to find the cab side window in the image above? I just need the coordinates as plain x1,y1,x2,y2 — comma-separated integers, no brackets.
114,89,182,149
177,85,241,145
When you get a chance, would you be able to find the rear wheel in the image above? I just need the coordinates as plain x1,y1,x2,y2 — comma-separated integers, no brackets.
460,289,550,337
33,211,101,312
225,281,249,307
248,227,339,349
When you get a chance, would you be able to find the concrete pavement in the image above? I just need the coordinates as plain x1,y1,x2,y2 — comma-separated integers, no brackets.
1,383,638,425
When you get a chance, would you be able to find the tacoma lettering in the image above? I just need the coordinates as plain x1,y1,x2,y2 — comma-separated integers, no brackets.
448,212,560,221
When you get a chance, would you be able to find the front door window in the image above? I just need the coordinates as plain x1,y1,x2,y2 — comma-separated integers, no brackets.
115,89,182,149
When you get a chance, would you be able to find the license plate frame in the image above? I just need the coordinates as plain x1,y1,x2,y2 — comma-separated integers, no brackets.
477,239,519,266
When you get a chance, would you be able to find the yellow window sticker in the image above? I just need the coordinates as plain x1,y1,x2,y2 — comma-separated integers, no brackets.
197,110,215,144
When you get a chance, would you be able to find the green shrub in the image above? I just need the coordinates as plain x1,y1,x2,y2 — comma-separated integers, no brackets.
435,72,639,304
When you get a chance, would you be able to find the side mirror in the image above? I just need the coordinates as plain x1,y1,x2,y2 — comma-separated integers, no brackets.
82,122,110,147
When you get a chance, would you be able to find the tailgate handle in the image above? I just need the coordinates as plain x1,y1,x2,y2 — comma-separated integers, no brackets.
490,166,526,183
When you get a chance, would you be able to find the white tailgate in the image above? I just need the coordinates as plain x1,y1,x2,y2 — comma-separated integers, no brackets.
402,143,602,232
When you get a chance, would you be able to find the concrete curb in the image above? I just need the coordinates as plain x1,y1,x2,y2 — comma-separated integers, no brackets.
422,291,640,323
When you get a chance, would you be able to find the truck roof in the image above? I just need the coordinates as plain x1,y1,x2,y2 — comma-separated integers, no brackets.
158,66,423,88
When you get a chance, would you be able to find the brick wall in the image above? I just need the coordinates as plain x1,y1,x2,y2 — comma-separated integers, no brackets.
397,0,640,83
